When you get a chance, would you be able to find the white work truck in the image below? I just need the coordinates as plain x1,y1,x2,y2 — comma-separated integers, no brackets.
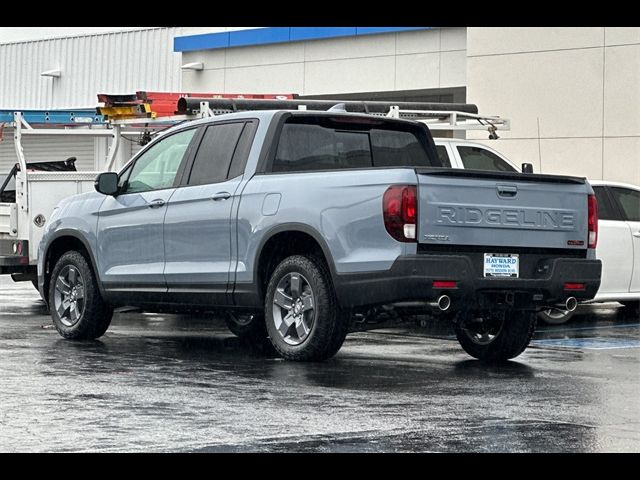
0,113,120,285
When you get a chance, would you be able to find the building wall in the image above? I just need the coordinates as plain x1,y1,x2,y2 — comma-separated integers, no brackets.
466,27,640,186
0,27,183,110
180,28,467,96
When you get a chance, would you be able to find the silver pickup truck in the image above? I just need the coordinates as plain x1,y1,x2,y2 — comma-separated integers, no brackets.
38,109,602,362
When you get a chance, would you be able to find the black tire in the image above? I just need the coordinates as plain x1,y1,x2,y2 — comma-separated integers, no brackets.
49,250,113,340
264,255,350,361
537,308,575,325
455,310,536,362
621,301,640,318
225,312,266,338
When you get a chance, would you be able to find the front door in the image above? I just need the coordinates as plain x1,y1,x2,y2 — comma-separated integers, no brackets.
96,128,198,292
163,121,255,305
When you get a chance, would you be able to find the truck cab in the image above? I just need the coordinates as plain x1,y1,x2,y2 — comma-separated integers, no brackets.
433,138,519,173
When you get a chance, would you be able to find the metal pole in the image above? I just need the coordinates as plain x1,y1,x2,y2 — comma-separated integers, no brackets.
13,112,28,214
13,112,28,173
105,124,121,171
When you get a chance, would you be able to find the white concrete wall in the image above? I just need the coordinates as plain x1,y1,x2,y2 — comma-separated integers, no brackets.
466,27,640,186
181,28,467,96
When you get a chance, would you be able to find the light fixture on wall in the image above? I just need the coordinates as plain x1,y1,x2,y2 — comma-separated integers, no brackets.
40,68,62,78
181,62,204,71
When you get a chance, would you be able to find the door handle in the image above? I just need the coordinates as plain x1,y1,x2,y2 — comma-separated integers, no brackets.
148,199,166,208
496,184,517,198
633,232,640,238
211,192,231,201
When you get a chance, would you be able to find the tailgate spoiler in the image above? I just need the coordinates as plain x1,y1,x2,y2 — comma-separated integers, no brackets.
415,167,587,185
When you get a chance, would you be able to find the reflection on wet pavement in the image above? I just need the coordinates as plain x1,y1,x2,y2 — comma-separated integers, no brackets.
1,277,639,452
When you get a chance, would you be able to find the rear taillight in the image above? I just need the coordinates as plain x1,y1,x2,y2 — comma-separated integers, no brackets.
383,185,417,242
588,194,598,249
433,280,457,289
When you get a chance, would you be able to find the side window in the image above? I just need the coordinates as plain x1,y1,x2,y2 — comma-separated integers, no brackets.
228,121,258,180
117,163,133,191
610,187,640,222
435,145,452,168
457,146,515,172
273,124,372,172
121,128,196,194
187,123,244,186
592,186,617,221
370,129,429,167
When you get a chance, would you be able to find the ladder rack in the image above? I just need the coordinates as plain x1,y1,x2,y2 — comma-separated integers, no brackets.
0,109,104,125
385,106,510,134
175,98,510,136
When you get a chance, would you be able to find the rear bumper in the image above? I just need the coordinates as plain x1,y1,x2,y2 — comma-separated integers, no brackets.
334,254,602,310
0,240,31,272
0,255,32,275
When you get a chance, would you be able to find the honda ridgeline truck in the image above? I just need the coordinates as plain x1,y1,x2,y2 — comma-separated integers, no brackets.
38,109,602,361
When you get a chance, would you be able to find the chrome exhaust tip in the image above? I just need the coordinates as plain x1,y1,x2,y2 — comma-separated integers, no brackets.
429,295,451,312
565,297,578,312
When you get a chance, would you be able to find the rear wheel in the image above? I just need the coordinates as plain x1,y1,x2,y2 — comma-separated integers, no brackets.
265,255,349,361
49,251,113,340
455,310,536,362
621,301,640,318
537,308,575,325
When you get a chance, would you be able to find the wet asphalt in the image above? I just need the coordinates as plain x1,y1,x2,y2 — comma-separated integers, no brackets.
1,275,639,452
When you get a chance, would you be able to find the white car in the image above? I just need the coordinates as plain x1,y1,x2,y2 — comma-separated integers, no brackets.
434,139,640,324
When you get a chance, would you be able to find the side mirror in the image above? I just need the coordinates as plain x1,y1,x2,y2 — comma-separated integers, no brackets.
521,163,534,174
95,172,118,196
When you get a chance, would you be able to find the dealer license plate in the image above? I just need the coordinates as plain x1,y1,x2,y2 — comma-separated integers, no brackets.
483,253,519,278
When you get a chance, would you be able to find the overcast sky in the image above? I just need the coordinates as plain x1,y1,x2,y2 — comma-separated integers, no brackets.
0,27,155,43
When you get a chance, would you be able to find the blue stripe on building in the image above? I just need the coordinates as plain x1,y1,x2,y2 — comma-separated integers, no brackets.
174,27,430,53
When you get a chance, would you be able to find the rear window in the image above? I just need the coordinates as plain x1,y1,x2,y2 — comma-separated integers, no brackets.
435,145,451,168
592,186,617,221
272,117,436,173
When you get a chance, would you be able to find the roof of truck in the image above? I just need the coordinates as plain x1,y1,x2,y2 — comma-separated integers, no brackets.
158,109,420,138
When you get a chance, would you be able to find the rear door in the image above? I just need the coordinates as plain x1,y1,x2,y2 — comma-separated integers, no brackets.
592,185,633,295
163,120,256,305
608,186,640,293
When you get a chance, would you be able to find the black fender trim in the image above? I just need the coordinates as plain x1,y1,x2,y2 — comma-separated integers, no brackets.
41,229,106,299
235,223,338,308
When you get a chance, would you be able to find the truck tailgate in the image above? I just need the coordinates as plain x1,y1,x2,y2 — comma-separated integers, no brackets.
416,169,589,250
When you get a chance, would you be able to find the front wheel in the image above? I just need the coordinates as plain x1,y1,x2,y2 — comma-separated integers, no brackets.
455,310,536,362
265,255,349,361
49,251,113,340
